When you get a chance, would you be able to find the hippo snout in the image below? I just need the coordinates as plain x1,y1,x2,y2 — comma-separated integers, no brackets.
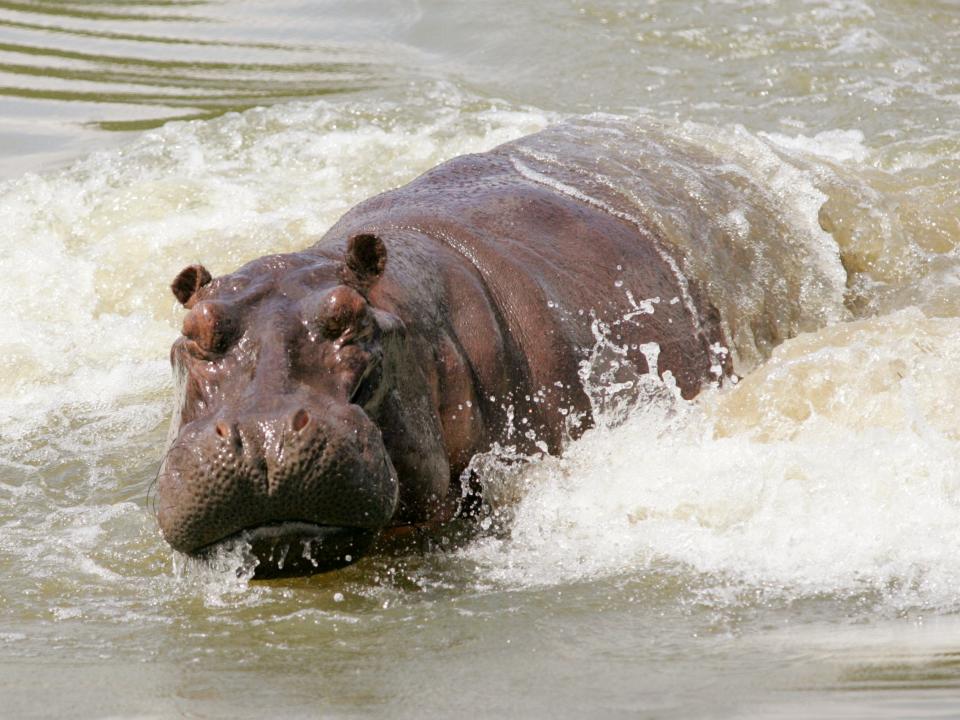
157,398,399,574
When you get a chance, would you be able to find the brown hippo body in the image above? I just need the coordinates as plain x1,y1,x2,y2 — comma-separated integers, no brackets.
157,126,730,577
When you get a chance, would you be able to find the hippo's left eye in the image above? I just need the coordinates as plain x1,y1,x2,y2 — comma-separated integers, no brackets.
316,286,369,341
322,313,351,339
182,301,237,356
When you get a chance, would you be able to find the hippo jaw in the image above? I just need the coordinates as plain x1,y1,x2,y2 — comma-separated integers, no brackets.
198,522,382,578
157,234,452,578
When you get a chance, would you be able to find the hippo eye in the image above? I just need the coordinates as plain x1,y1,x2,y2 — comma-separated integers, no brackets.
316,286,368,340
182,301,237,355
322,312,350,339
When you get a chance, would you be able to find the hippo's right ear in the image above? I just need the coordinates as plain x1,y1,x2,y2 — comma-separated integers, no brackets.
170,264,212,308
340,233,387,293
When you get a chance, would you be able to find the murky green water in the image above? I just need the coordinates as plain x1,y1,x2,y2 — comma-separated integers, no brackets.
3,1,960,717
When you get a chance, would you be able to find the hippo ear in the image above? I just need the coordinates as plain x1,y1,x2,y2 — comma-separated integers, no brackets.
340,233,387,292
171,264,212,308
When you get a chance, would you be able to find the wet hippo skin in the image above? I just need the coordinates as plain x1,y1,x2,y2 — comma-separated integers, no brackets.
157,127,731,577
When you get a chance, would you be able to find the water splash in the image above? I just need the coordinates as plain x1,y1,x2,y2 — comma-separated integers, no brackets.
463,307,960,614
4,84,960,621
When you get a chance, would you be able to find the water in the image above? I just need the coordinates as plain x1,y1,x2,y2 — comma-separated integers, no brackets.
2,1,960,717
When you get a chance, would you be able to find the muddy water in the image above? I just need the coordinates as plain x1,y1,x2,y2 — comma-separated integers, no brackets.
2,1,960,718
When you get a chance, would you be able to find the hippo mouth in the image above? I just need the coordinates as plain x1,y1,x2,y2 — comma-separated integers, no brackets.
199,522,380,579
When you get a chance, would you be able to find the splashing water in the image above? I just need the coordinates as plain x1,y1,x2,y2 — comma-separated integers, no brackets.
6,87,958,617
1,0,960,717
463,305,960,615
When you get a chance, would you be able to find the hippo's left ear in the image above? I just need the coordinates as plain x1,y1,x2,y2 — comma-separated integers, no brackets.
340,233,387,293
171,264,212,308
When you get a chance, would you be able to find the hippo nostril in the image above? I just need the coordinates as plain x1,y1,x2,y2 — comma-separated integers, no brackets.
292,408,310,433
215,420,231,439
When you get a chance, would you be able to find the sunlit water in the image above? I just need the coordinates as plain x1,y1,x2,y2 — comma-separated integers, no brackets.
2,1,960,717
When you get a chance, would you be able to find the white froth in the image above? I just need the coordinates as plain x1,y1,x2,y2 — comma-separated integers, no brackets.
680,121,849,324
761,128,871,164
465,310,960,612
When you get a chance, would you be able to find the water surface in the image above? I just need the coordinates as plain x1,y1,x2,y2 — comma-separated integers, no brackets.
2,1,960,718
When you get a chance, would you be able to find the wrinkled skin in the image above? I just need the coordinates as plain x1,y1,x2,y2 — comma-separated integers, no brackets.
157,129,730,577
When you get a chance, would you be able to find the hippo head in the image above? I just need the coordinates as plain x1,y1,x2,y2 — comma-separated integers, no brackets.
157,234,451,577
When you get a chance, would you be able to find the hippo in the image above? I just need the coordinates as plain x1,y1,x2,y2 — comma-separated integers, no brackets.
157,121,746,578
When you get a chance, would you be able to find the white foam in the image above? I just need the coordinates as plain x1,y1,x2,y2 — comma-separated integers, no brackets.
679,121,850,319
464,310,960,613
761,128,871,164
